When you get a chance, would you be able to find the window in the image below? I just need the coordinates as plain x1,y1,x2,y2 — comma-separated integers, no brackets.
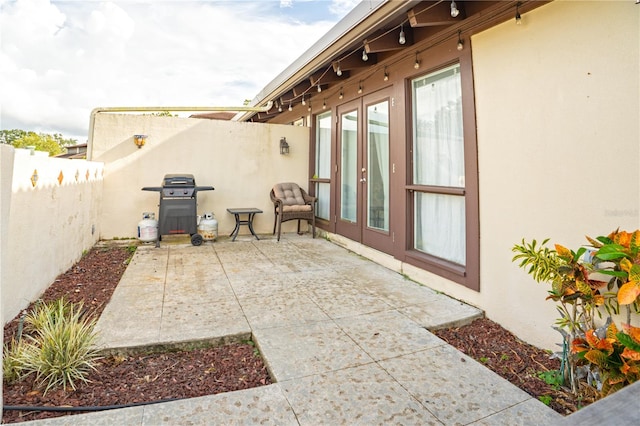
411,64,467,266
314,111,332,220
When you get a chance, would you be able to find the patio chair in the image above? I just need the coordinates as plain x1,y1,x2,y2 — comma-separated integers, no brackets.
270,182,316,241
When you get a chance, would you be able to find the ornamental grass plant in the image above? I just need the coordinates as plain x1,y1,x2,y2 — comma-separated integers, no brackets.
2,298,101,395
2,338,27,384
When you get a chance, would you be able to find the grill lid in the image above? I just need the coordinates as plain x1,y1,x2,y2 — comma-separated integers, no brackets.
142,174,214,196
163,174,196,188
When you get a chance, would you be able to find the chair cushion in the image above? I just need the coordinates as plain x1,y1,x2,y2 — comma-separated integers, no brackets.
283,204,313,212
273,183,306,206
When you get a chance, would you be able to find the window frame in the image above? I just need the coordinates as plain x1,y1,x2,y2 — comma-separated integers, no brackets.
405,56,480,291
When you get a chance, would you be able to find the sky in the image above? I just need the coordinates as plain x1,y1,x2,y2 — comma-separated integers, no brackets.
0,0,360,142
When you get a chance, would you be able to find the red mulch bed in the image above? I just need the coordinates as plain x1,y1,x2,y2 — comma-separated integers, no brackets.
434,318,597,415
2,243,271,424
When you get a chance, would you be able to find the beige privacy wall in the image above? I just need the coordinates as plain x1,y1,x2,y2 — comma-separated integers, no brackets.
458,1,638,350
3,149,103,322
1,145,15,413
91,114,310,239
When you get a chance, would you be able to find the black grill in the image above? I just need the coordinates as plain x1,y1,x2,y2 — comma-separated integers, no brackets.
142,174,214,246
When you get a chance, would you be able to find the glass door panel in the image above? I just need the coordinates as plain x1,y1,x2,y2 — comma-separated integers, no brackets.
366,100,389,232
314,112,332,220
340,110,358,223
315,182,330,220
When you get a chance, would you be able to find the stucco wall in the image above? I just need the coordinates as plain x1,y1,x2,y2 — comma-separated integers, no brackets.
0,144,15,412
418,1,640,349
3,150,103,322
91,114,310,239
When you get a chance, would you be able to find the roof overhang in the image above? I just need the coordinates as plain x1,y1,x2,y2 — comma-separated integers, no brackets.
236,0,548,123
235,0,421,122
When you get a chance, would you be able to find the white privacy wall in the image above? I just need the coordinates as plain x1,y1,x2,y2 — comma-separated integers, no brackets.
2,149,104,322
91,114,310,240
0,144,15,412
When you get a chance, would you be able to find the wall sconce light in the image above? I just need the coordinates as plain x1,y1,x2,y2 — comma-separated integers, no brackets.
280,137,290,155
134,134,147,149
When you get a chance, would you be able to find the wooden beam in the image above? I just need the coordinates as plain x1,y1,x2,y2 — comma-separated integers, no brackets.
292,81,312,97
256,110,278,120
364,28,412,53
461,1,500,18
309,69,349,86
330,61,353,79
408,1,465,27
278,90,295,103
307,79,329,92
332,52,377,71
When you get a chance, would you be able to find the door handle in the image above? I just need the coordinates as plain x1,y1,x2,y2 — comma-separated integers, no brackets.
360,178,367,182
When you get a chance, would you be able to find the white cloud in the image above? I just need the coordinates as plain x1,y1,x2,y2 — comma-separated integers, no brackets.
329,0,362,16
0,0,353,141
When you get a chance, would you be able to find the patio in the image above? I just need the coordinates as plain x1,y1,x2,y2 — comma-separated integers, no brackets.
23,235,562,425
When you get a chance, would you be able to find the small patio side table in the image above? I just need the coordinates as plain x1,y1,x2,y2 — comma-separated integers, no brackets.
226,208,263,241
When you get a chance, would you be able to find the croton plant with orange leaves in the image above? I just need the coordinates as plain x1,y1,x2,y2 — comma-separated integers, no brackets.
512,229,640,398
571,229,640,397
588,229,640,307
571,322,640,397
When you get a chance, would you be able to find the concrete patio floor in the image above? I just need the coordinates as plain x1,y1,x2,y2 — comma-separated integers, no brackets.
22,234,562,425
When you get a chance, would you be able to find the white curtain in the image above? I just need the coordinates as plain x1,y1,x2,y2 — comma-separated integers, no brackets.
367,101,389,231
315,112,332,220
315,182,330,220
412,64,466,265
315,112,332,179
341,111,358,222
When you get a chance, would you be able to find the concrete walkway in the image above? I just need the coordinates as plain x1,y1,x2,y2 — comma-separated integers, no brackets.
22,236,562,425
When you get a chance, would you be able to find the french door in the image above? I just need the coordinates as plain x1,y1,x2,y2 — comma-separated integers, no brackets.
335,88,393,254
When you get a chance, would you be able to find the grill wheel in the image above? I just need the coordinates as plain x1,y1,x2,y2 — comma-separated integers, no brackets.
191,234,204,246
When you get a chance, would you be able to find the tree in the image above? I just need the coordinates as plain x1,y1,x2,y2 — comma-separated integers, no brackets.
0,129,27,145
51,133,77,147
0,129,77,156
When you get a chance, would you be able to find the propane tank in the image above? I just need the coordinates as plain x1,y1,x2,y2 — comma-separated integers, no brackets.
138,212,158,243
198,212,218,241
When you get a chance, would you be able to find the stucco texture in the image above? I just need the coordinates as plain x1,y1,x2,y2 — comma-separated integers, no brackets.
91,114,310,240
469,1,640,348
3,150,103,322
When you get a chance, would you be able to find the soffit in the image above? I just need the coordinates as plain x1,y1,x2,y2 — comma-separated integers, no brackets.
239,0,547,123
